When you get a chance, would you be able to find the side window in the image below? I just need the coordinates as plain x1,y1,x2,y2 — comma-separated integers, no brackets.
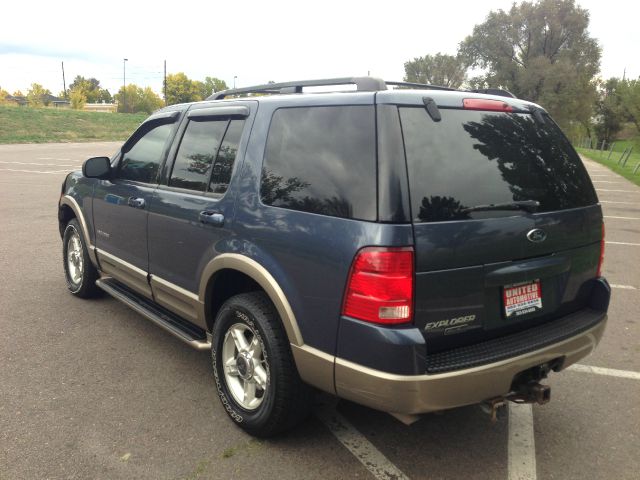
261,106,376,221
169,120,228,191
119,123,174,183
209,119,245,194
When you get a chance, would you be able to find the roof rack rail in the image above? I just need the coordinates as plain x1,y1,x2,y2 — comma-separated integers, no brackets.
206,76,517,100
469,88,516,98
385,80,456,92
207,77,387,100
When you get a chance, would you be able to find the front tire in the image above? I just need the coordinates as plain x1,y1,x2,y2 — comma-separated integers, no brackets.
62,219,100,298
211,292,312,437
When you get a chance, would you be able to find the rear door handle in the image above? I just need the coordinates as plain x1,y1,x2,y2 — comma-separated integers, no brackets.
199,211,225,227
128,197,146,209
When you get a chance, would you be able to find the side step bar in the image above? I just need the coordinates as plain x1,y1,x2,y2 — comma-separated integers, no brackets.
96,277,211,351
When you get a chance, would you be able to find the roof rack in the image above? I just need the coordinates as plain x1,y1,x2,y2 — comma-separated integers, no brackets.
469,88,516,98
206,76,516,100
385,80,456,92
208,77,386,100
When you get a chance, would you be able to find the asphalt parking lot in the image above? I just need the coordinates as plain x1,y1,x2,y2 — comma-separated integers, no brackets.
1,142,638,480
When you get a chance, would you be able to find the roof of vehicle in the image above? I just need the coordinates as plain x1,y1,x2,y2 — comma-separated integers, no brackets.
155,77,545,116
207,76,544,112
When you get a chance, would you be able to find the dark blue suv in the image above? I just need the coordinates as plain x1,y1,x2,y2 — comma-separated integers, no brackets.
59,77,610,436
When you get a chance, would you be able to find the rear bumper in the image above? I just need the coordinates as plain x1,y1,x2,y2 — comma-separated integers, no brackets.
334,313,607,415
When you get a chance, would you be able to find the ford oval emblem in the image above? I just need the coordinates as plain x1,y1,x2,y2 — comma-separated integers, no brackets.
527,228,547,243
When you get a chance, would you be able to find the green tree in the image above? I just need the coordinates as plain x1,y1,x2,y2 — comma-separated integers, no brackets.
403,53,467,88
459,0,601,131
69,88,87,110
96,89,113,103
68,76,111,103
193,80,206,100
114,84,163,114
138,86,164,113
0,87,10,104
617,79,640,132
165,72,202,105
201,76,228,97
27,83,52,107
594,78,625,144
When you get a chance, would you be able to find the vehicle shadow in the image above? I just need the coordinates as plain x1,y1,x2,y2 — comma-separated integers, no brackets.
325,397,509,480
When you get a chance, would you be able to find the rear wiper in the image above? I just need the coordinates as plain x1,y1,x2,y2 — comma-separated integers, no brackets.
461,200,540,214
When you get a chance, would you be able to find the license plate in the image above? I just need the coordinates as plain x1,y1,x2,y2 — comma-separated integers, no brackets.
503,280,542,318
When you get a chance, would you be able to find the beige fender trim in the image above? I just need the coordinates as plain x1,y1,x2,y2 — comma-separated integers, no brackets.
199,253,304,346
198,253,336,394
60,195,98,265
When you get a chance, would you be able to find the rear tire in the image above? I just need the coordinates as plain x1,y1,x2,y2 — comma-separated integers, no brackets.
211,292,312,437
62,219,100,298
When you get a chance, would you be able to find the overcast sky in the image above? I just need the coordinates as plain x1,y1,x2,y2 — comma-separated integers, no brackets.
1,0,638,97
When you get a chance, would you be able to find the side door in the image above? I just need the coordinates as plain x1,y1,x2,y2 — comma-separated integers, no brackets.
147,102,255,326
93,111,181,298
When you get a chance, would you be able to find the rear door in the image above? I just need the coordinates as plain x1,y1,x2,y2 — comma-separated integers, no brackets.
391,96,602,352
147,102,255,326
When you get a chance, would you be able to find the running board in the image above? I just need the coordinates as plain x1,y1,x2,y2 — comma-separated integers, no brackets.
96,277,211,351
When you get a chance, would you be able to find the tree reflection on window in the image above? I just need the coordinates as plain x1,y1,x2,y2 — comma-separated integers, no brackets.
417,196,470,222
462,114,596,210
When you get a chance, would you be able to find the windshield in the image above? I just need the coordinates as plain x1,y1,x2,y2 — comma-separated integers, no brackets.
399,107,598,222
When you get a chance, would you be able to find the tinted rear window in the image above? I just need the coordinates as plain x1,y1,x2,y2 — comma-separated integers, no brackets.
400,107,597,222
261,106,376,221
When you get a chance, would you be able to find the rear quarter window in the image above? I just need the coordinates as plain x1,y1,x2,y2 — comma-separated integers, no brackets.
261,106,376,221
399,107,598,222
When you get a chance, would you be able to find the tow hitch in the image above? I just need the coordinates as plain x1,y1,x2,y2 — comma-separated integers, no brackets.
481,361,559,422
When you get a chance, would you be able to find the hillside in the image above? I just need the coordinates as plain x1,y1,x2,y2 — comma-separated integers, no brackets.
0,106,147,143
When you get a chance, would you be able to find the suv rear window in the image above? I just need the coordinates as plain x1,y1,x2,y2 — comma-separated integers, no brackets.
399,107,597,222
261,106,376,221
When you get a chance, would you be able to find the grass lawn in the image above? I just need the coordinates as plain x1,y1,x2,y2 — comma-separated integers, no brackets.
576,143,640,188
0,105,148,143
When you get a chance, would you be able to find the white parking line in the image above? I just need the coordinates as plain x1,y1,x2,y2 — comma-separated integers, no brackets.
569,364,640,380
606,241,640,246
508,403,537,480
609,284,637,290
600,200,638,205
604,216,640,220
597,189,640,193
0,161,78,167
316,404,410,480
37,157,71,161
0,169,72,174
592,180,624,184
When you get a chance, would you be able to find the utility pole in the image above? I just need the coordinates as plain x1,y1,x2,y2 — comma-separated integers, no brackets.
234,76,237,89
164,60,167,106
123,58,128,113
61,61,67,98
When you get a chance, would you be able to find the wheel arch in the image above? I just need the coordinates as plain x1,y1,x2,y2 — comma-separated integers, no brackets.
198,254,304,347
59,195,98,266
58,204,76,237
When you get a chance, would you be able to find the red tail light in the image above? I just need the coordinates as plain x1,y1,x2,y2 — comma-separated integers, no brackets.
597,223,605,277
463,98,513,112
342,247,414,325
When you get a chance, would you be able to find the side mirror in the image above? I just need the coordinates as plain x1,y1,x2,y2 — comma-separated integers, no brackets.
82,156,112,179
